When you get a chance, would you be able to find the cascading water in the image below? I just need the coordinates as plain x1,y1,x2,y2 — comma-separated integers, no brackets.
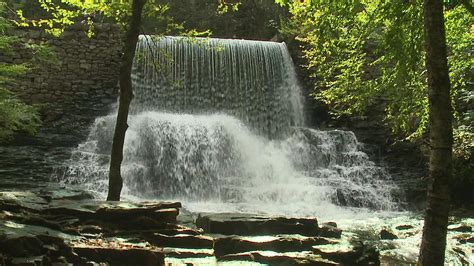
131,36,304,137
63,36,399,218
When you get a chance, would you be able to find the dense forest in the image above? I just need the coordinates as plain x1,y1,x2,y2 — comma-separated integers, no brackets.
0,0,473,265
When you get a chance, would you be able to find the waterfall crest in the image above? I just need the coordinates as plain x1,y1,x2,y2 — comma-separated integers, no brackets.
132,36,304,137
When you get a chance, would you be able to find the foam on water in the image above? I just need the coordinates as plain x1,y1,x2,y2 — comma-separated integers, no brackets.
63,111,398,219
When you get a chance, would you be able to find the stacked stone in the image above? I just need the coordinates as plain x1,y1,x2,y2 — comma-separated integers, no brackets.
3,24,121,126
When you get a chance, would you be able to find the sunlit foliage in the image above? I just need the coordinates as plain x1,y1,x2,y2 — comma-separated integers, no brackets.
278,0,473,162
0,2,41,142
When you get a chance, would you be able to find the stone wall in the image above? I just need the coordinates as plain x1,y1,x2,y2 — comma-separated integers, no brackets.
3,24,121,142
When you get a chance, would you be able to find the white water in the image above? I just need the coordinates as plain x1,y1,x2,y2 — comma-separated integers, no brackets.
132,36,304,137
64,111,398,219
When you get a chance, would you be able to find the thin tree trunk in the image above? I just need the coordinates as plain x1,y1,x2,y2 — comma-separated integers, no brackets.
418,0,453,265
107,0,147,201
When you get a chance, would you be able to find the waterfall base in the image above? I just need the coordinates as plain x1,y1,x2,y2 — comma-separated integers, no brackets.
63,111,399,218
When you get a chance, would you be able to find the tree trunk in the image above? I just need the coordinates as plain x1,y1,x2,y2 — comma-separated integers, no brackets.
418,0,453,265
107,0,147,201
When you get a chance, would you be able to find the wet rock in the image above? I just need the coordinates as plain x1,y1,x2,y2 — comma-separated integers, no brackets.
313,241,380,265
196,213,319,236
116,211,179,230
108,226,202,238
453,234,474,244
94,202,181,221
214,236,333,257
73,247,164,265
77,225,103,235
0,233,85,265
154,227,203,236
448,225,472,232
11,213,63,231
0,192,49,212
39,189,95,201
43,201,181,230
395,225,414,230
145,233,213,249
43,205,96,220
162,247,214,258
219,251,338,265
324,222,337,228
319,223,342,239
0,236,43,257
10,256,44,266
380,229,398,240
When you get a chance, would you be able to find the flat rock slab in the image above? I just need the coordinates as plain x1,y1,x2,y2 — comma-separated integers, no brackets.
162,247,214,258
109,226,203,238
145,233,214,249
45,200,181,217
0,190,186,264
214,235,334,257
219,251,338,265
73,247,165,266
0,191,49,212
1,191,182,227
196,213,319,236
43,201,181,230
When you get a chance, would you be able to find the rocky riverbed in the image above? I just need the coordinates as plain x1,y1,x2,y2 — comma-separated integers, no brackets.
0,189,377,265
1,145,473,265
0,188,473,265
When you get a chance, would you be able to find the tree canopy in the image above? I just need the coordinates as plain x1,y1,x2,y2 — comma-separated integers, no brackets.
279,0,472,154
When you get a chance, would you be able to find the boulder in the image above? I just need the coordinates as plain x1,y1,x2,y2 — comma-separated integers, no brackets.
380,229,398,240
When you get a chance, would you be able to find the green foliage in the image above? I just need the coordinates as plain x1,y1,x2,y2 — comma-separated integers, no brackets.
14,0,215,38
149,0,286,39
0,2,41,142
446,7,474,164
0,88,40,142
280,0,473,162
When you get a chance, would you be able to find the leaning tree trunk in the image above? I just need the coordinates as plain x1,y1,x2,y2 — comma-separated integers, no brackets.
107,0,147,201
418,0,453,265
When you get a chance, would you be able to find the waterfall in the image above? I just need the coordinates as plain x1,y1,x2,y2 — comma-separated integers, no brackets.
132,36,304,137
63,36,399,217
